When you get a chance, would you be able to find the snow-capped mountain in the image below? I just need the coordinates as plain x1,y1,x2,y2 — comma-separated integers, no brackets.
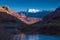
28,9,40,13
18,9,51,24
19,10,52,18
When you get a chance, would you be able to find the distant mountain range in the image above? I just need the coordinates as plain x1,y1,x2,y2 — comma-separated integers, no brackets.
17,9,52,24
18,9,52,18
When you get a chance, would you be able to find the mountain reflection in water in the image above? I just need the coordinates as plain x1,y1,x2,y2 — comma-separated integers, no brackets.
13,34,60,40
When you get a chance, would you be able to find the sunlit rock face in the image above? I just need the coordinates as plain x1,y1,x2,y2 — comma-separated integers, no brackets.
0,6,22,26
19,13,42,24
0,6,28,35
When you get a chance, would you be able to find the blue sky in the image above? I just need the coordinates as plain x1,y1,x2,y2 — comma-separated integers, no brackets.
0,0,60,12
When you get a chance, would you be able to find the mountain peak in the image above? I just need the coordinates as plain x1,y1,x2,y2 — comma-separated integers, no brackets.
2,6,9,11
28,9,40,13
55,7,60,12
0,6,7,12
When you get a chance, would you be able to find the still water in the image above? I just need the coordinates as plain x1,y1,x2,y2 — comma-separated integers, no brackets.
14,34,60,40
25,34,60,40
6,28,60,40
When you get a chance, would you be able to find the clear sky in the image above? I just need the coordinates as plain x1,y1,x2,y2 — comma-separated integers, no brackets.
0,0,60,12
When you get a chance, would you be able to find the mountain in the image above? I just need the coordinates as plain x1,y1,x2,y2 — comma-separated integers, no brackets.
29,7,60,36
42,7,60,23
18,10,51,18
0,6,23,40
18,10,51,24
27,9,40,13
41,7,60,36
19,13,42,24
0,6,27,34
1,6,60,36
0,6,26,26
0,6,40,25
0,6,41,35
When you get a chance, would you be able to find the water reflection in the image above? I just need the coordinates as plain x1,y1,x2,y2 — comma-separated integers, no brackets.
28,34,40,40
13,33,60,40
